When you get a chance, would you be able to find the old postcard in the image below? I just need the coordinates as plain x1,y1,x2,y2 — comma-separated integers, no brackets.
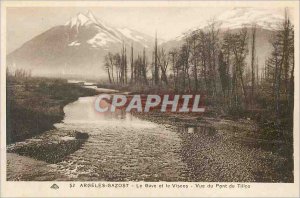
0,0,299,197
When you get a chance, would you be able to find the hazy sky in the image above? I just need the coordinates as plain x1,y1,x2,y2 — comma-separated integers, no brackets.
6,7,287,53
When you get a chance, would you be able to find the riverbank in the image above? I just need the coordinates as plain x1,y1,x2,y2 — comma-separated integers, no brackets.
7,153,62,181
6,76,97,181
7,129,90,181
97,82,293,180
132,110,293,182
6,76,98,144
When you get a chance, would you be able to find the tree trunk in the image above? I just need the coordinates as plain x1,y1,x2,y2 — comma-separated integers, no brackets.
251,25,256,105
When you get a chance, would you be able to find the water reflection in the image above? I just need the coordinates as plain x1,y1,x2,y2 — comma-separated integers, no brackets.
181,125,217,136
52,84,221,181
83,86,119,93
55,96,157,129
53,95,189,181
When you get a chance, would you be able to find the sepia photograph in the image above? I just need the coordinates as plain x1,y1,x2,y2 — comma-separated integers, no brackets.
0,1,299,197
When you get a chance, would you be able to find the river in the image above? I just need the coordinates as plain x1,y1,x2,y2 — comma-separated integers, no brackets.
6,82,290,182
41,82,288,182
50,84,192,181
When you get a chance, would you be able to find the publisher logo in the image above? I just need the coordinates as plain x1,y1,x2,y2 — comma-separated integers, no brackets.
50,184,59,190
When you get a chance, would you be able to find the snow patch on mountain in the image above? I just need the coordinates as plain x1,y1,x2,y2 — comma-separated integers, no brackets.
217,8,284,30
87,32,121,48
117,27,150,48
68,41,81,46
65,13,91,28
191,7,285,31
169,7,285,42
64,11,153,49
87,10,99,24
118,28,140,41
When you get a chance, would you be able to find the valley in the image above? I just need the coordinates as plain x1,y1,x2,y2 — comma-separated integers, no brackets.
5,7,294,183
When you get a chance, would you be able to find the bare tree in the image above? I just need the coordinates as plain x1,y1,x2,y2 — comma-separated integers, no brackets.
158,48,169,85
169,49,178,91
154,32,159,85
250,25,257,105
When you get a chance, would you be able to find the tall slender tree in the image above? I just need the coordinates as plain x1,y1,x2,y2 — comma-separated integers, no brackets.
251,25,257,105
154,32,159,85
130,43,134,83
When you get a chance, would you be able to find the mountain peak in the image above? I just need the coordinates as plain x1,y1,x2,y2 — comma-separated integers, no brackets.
65,11,111,30
177,7,285,37
86,10,98,24
65,12,88,27
216,7,285,30
77,13,90,24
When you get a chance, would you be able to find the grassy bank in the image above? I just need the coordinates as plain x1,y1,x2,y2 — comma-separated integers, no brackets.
6,76,97,144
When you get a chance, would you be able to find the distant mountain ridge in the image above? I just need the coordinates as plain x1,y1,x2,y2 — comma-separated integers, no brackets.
161,8,285,73
7,8,285,80
171,7,284,42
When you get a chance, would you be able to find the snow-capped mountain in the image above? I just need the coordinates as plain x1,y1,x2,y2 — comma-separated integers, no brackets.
217,7,284,30
174,8,284,42
162,7,285,72
196,7,284,32
7,8,285,80
65,11,153,49
7,11,154,79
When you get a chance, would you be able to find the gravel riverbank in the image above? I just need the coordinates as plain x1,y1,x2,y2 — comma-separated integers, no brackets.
132,111,293,182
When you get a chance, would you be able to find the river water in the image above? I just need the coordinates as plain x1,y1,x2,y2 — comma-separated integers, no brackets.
45,83,283,182
52,86,193,181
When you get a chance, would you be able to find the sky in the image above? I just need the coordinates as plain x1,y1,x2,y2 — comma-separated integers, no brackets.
6,7,287,54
